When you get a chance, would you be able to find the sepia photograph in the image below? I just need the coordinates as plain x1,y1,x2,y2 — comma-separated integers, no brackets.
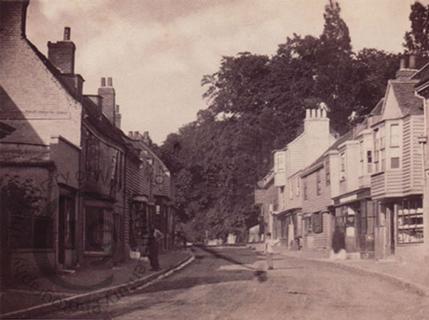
1,0,429,319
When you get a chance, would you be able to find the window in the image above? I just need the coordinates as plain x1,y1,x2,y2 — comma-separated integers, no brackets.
312,212,323,234
397,198,423,244
367,150,373,173
390,124,400,147
325,158,330,185
85,207,113,253
316,169,322,195
280,186,285,194
391,157,400,169
304,216,312,234
4,177,53,249
289,180,293,199
303,178,308,200
340,153,345,172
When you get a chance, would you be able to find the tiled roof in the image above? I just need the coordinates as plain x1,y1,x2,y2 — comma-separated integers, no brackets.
390,80,423,116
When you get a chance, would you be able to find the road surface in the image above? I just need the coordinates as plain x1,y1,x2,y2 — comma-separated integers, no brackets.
43,247,429,320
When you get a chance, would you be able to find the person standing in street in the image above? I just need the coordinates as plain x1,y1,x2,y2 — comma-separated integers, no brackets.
148,227,164,271
264,232,280,270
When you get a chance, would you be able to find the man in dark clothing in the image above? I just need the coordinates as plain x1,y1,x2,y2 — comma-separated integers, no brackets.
148,228,163,271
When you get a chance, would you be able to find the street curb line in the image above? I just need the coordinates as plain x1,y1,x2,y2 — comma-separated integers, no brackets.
278,252,429,297
1,253,195,319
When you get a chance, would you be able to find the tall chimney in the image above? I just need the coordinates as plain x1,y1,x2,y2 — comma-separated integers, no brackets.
63,26,71,40
47,27,76,74
98,76,116,124
142,131,151,145
0,0,29,39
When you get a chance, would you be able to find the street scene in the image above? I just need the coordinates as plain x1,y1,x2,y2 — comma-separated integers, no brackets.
1,0,429,319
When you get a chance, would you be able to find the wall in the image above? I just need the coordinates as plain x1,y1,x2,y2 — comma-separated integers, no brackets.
0,27,81,149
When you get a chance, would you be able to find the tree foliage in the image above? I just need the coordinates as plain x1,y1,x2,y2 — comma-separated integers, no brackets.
404,1,429,57
160,1,402,242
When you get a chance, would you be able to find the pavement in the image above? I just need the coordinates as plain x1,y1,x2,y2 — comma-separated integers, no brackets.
41,246,429,320
0,249,193,318
250,243,429,296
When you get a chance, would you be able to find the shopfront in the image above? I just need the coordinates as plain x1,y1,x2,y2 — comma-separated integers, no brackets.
334,189,375,259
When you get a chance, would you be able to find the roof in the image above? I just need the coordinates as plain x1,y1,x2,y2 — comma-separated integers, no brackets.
25,39,142,157
302,130,353,176
25,39,82,102
370,98,384,116
0,121,15,139
390,80,423,116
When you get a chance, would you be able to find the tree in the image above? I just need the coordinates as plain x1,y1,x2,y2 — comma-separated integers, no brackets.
159,0,403,242
404,1,429,57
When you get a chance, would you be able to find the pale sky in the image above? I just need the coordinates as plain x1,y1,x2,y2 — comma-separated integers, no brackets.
26,0,428,144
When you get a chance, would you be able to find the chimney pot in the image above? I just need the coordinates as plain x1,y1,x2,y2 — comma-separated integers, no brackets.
63,27,71,41
107,77,113,87
101,77,106,87
128,131,133,137
134,131,139,138
306,109,310,119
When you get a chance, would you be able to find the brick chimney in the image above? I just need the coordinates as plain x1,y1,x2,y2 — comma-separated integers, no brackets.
142,131,151,145
0,0,29,39
48,27,76,74
396,54,418,80
98,77,116,124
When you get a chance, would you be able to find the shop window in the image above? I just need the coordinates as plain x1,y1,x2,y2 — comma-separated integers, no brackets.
304,216,312,234
85,207,113,253
312,212,323,234
391,157,400,169
397,198,423,244
3,176,53,249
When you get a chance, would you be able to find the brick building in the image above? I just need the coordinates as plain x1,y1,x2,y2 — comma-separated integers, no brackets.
272,105,337,247
0,0,82,279
0,0,175,283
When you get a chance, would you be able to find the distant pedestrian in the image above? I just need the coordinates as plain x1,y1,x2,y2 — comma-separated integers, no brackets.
264,232,280,270
148,227,164,271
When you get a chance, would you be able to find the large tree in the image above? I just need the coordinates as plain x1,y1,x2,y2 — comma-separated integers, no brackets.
404,1,429,57
160,0,401,242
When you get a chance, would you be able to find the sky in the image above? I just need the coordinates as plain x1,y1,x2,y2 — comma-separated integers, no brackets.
26,0,428,144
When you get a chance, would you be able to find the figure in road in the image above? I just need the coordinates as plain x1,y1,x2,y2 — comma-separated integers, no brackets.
264,232,280,270
148,227,164,271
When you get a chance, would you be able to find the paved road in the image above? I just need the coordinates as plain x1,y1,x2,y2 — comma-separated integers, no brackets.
44,247,429,320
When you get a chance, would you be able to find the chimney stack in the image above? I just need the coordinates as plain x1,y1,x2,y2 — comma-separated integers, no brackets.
0,0,29,39
47,27,76,74
142,131,151,145
98,76,116,124
63,26,71,41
